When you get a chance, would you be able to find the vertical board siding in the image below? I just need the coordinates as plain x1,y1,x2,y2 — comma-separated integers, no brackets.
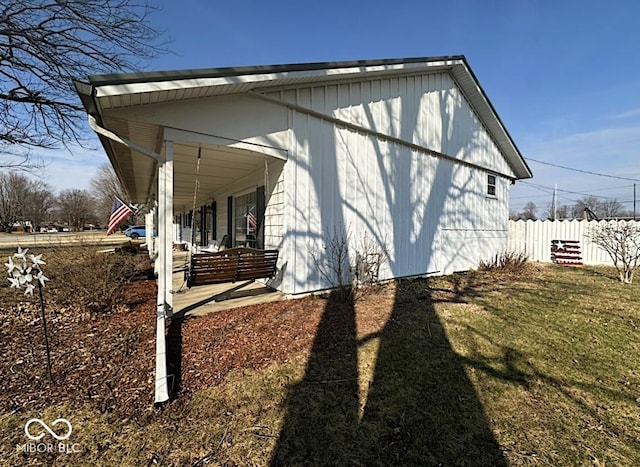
437,164,509,274
284,102,511,293
275,72,515,178
263,70,518,294
507,220,640,265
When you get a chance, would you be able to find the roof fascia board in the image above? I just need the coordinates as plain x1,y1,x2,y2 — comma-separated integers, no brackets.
88,55,465,86
449,63,532,179
93,58,464,98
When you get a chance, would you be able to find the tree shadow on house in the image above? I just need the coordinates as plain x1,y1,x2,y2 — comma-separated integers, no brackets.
271,281,507,466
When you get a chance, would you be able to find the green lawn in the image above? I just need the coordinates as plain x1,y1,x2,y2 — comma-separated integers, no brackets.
1,264,639,466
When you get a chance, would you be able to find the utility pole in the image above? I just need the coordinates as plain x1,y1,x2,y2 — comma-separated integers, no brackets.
552,184,558,220
634,183,636,220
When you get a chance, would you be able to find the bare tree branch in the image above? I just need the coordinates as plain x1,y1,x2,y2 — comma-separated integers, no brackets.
56,188,95,231
90,162,131,226
0,171,53,232
0,0,168,169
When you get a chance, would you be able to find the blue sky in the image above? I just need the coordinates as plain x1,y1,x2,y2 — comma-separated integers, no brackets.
42,0,640,216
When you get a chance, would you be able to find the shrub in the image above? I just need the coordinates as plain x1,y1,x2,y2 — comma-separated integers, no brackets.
479,251,529,274
586,221,640,284
43,245,145,313
309,226,388,302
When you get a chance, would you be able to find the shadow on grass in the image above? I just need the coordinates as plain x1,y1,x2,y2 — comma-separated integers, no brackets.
271,282,507,465
270,289,360,465
579,265,621,282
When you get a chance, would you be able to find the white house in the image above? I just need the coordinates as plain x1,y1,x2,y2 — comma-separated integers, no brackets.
75,56,532,403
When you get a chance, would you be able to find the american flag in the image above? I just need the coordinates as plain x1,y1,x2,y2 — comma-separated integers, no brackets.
246,206,257,231
107,197,133,235
551,239,583,266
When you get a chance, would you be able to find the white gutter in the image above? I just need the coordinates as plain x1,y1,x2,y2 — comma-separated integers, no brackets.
87,114,170,405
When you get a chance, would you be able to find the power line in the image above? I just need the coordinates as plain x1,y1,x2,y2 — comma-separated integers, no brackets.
526,158,640,182
520,181,623,200
588,184,636,192
511,193,560,200
511,196,636,211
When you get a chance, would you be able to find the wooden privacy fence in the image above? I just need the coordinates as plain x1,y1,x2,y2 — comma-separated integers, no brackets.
507,219,640,266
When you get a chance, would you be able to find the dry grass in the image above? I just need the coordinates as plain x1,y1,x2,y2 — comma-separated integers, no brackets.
1,263,639,465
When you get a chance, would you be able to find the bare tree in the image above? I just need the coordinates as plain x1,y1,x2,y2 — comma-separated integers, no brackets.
569,196,626,220
0,0,166,168
90,163,131,227
555,204,571,220
57,189,94,231
572,196,600,220
0,172,53,231
26,182,55,231
546,202,571,221
309,225,389,301
310,225,353,293
586,221,640,284
513,201,538,221
0,172,29,231
598,199,624,219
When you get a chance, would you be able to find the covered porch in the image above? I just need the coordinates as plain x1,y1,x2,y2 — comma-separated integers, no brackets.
75,73,289,404
95,124,287,404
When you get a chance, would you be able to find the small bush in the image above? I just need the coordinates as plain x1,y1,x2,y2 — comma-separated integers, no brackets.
479,251,529,274
586,221,640,284
309,226,388,302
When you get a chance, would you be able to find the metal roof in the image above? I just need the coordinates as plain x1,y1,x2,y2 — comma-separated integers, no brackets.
86,55,468,86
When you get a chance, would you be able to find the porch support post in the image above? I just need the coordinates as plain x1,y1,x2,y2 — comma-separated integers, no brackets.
145,209,155,260
154,139,173,405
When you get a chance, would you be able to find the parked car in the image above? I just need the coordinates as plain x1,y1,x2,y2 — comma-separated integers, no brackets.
124,225,147,240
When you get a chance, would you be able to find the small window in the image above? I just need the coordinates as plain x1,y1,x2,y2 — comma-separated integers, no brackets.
487,174,497,197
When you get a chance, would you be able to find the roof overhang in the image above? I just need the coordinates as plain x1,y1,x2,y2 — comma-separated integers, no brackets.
75,55,531,206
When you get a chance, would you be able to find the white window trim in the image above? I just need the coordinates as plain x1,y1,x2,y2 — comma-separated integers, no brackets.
486,173,498,199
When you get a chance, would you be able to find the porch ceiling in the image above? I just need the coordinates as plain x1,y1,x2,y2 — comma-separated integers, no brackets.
171,142,271,212
101,116,273,211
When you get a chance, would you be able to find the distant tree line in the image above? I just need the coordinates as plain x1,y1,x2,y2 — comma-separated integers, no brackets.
510,196,635,221
0,164,133,233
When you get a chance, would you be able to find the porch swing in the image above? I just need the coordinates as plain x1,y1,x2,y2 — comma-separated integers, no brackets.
184,147,279,288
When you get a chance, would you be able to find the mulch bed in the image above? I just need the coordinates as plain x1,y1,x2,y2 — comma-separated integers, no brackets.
0,281,157,418
0,279,398,419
